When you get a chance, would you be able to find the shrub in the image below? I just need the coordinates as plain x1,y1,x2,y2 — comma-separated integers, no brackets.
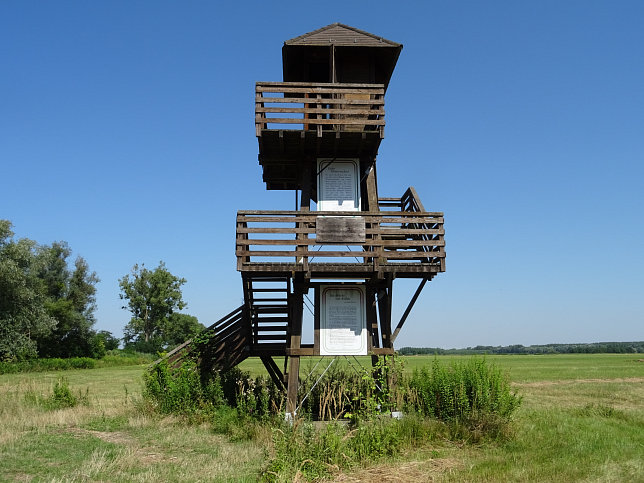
264,416,438,481
0,357,96,374
143,359,216,415
25,377,90,410
405,357,521,439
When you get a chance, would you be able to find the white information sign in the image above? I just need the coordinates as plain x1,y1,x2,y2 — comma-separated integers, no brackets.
317,158,361,211
319,285,367,355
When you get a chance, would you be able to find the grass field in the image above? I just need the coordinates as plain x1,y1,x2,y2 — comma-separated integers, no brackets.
1,354,642,481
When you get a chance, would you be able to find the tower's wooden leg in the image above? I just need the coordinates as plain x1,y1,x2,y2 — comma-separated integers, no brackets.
286,356,300,417
286,280,304,419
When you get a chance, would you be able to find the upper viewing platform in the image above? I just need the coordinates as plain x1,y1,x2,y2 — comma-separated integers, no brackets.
257,24,402,190
256,81,385,189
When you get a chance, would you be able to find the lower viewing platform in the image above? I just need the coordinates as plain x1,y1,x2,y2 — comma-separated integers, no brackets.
236,209,445,279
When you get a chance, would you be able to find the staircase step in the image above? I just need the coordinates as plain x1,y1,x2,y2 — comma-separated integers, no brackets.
254,316,289,323
251,288,289,292
254,325,289,331
255,306,289,314
255,334,289,341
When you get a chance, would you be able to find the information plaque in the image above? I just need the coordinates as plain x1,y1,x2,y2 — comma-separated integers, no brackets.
319,285,367,355
317,158,361,212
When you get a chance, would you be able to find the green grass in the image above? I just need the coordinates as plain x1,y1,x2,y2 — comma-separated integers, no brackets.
1,354,642,481
239,353,643,382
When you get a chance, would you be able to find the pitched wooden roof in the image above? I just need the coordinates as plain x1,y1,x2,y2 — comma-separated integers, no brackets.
284,23,401,48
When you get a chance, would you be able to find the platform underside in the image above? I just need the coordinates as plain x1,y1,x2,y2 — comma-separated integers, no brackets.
239,262,441,279
259,130,382,190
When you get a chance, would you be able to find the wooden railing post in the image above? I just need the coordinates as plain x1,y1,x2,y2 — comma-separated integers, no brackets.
255,83,264,137
236,215,248,270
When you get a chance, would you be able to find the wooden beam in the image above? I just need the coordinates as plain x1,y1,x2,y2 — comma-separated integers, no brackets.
391,278,428,344
378,276,393,350
286,281,304,416
260,356,286,391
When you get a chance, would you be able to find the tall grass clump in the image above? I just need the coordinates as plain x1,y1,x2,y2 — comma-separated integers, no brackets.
142,359,226,416
406,357,521,439
142,360,284,423
264,414,442,481
24,377,90,410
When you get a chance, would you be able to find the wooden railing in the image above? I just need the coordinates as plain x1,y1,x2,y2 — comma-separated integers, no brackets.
161,305,249,371
255,82,385,137
236,209,445,273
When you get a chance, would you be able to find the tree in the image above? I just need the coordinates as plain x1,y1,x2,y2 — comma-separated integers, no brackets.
94,330,120,351
119,262,188,352
35,243,100,359
0,220,56,361
164,313,205,348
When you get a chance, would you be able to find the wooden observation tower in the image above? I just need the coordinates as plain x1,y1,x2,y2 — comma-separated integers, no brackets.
168,23,446,416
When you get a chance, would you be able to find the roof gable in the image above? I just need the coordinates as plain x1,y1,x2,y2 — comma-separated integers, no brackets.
284,23,401,48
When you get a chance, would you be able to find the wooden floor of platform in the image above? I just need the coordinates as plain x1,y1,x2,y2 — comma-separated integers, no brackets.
239,262,441,279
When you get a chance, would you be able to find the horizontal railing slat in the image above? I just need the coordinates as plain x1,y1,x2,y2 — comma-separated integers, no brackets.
257,81,385,88
257,96,384,105
257,86,384,95
258,118,384,126
257,107,384,115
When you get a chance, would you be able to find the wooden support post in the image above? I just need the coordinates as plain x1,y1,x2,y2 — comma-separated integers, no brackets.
286,355,300,416
378,276,394,350
296,159,312,270
286,278,304,417
260,356,286,391
391,278,427,344
364,160,379,212
363,160,381,270
366,283,381,369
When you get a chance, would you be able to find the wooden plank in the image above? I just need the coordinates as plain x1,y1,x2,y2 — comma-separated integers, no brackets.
285,347,316,356
237,227,315,234
257,107,385,115
258,118,384,126
260,356,286,390
237,210,444,216
316,216,366,243
384,251,446,259
257,96,384,105
379,228,444,235
370,348,395,355
257,86,385,95
391,278,427,344
239,238,445,247
236,250,375,257
257,81,385,88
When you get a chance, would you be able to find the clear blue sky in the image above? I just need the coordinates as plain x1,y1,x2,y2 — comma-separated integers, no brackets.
2,1,642,349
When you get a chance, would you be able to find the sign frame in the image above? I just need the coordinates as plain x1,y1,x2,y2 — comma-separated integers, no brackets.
316,158,361,212
315,284,368,356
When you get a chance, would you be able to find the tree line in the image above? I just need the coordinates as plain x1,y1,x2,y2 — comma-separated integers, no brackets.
1,220,203,362
399,341,644,356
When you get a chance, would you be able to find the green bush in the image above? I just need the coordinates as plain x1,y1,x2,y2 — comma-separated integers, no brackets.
143,359,218,415
405,357,521,438
0,357,96,374
24,377,90,410
264,416,438,481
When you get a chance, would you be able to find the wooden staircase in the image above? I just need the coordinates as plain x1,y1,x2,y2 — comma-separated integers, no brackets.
243,275,291,351
161,276,292,374
163,305,250,373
